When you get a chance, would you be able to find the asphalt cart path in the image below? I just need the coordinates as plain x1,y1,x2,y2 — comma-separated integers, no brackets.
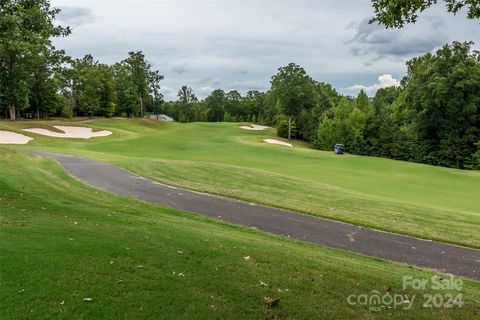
33,151,480,280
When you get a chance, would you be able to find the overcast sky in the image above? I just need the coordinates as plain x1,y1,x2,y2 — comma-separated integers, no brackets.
51,0,479,100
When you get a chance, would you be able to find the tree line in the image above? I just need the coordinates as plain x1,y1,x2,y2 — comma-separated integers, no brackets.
1,1,479,169
0,49,163,119
163,42,479,170
0,1,163,120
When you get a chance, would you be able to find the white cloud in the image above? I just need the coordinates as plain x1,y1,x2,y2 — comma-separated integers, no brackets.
196,77,221,86
346,74,400,96
348,16,448,60
171,63,190,74
58,6,95,26
227,80,266,91
197,86,215,97
51,0,478,97
160,86,176,101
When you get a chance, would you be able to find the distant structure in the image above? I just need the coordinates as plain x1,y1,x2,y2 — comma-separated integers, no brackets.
149,114,174,122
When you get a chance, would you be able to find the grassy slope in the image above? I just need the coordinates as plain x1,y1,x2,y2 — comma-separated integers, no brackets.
1,149,479,319
1,119,479,248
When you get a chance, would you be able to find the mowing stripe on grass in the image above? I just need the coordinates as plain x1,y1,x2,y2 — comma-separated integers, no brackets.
33,151,480,280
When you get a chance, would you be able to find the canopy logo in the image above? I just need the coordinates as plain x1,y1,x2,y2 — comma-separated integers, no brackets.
347,291,414,311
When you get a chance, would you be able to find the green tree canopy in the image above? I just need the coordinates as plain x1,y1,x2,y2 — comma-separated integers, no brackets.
370,0,480,28
122,51,151,117
205,89,226,122
0,0,70,119
270,63,316,140
113,62,139,117
403,41,480,168
177,86,197,123
149,70,164,117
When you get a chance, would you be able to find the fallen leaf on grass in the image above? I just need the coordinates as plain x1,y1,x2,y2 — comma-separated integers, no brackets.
243,256,250,261
60,301,64,305
260,281,269,287
83,298,93,302
264,297,279,308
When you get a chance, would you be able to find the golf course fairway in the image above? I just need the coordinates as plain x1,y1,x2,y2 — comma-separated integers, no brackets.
1,146,479,319
1,119,478,248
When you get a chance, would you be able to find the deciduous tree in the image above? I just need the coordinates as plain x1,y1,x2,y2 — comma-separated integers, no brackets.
122,51,151,117
0,0,70,120
370,0,480,28
271,63,316,140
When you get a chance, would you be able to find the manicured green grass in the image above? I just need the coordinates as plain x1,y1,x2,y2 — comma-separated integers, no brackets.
1,119,479,248
1,149,479,319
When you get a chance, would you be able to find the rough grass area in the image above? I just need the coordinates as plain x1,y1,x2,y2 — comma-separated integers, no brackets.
1,149,479,319
1,119,478,248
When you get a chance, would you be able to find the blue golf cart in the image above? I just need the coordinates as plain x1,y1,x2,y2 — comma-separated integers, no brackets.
334,144,344,154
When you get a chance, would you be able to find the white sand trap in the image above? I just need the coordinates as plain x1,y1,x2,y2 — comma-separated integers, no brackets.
240,124,269,131
263,139,292,148
23,126,112,139
0,130,34,144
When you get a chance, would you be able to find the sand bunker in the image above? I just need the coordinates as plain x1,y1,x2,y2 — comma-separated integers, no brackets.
23,126,112,139
0,130,34,144
263,139,292,148
240,124,269,131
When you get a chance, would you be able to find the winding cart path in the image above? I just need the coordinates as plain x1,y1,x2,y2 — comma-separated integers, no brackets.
36,151,480,280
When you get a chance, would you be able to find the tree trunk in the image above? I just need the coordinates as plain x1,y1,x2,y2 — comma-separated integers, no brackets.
34,77,40,119
71,90,77,117
35,94,40,119
139,94,144,117
153,95,158,120
288,116,291,141
9,105,16,120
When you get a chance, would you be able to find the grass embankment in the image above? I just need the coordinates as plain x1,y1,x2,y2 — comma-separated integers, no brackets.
1,149,479,319
1,119,478,248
